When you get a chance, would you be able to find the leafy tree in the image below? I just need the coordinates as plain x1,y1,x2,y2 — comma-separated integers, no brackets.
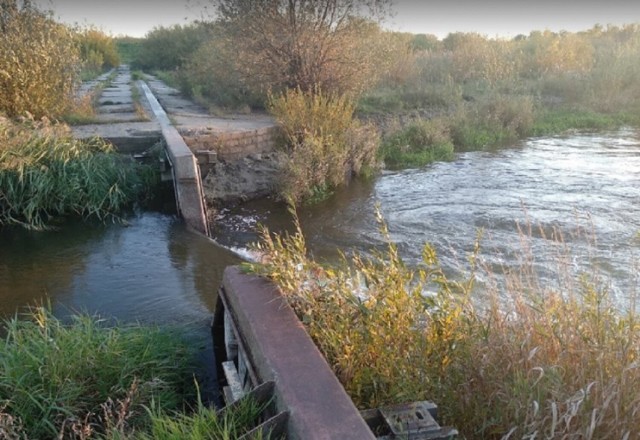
206,0,393,96
135,23,212,71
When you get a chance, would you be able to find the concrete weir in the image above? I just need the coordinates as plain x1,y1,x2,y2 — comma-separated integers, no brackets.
138,82,209,235
215,266,376,440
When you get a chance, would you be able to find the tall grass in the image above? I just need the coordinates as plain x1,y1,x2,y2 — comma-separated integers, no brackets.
0,308,269,439
249,209,640,438
136,397,268,440
0,307,194,439
0,117,156,230
0,1,79,119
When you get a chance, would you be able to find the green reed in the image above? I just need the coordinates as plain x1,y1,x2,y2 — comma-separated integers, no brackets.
0,307,195,439
0,118,156,230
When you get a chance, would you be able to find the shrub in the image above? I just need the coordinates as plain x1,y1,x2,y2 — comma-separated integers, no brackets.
75,27,120,78
268,88,380,203
179,35,263,110
0,1,79,119
0,117,156,230
379,118,454,168
249,210,640,438
450,95,535,151
134,23,211,72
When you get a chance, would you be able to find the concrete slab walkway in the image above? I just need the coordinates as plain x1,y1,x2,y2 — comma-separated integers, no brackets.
71,65,161,153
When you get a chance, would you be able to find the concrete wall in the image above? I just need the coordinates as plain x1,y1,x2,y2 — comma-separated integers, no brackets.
181,126,280,162
216,267,376,440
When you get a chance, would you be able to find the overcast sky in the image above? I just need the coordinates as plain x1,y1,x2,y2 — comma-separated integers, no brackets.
36,0,640,39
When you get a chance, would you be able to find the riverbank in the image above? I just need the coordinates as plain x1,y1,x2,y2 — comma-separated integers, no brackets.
249,200,640,438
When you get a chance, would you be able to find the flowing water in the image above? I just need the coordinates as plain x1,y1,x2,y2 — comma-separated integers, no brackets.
1,127,639,330
213,128,640,308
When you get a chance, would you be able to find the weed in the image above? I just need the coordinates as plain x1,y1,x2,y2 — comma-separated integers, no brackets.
249,207,640,438
379,118,454,168
268,88,380,204
0,2,79,119
0,307,195,439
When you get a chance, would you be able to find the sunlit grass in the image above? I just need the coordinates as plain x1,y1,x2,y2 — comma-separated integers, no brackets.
249,208,640,438
0,307,194,439
0,307,270,439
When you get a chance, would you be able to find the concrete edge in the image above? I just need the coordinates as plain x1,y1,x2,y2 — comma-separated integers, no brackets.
221,266,376,440
138,80,209,236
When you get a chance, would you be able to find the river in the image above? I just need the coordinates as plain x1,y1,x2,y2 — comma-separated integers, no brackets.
1,127,639,326
214,128,640,308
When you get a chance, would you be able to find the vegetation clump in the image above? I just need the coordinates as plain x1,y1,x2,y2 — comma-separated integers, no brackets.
0,117,156,230
249,210,640,438
75,27,121,80
0,0,79,119
0,307,267,439
268,88,379,203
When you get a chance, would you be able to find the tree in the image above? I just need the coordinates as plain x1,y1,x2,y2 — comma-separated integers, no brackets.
207,0,393,96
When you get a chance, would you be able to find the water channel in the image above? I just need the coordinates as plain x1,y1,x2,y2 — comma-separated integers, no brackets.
1,127,639,334
214,127,640,308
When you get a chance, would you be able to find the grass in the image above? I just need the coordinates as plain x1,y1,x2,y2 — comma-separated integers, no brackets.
0,117,157,230
248,207,640,438
0,307,270,439
63,70,118,126
136,397,269,440
0,307,193,439
530,108,640,136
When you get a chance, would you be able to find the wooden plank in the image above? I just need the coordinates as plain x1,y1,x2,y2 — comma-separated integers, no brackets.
222,360,245,404
239,411,289,440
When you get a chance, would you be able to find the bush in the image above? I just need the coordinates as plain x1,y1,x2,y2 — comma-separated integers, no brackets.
75,27,120,78
134,23,211,71
0,1,79,119
379,118,454,169
268,88,380,203
249,210,640,438
450,95,535,151
178,35,263,111
0,117,156,230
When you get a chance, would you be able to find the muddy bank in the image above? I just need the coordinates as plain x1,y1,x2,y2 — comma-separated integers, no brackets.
201,151,286,204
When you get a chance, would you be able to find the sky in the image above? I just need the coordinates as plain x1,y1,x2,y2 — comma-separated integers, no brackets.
35,0,640,39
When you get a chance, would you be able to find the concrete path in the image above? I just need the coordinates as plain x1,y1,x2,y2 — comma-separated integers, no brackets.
144,75,276,133
72,65,161,153
72,67,279,154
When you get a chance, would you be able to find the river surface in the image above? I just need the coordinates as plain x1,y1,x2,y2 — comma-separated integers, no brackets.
214,128,640,308
1,128,639,324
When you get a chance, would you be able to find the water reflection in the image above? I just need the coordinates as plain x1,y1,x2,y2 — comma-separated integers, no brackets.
0,213,240,323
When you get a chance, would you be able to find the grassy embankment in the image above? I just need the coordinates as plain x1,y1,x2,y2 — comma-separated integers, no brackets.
249,210,640,439
0,118,156,230
362,27,640,168
0,307,267,439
